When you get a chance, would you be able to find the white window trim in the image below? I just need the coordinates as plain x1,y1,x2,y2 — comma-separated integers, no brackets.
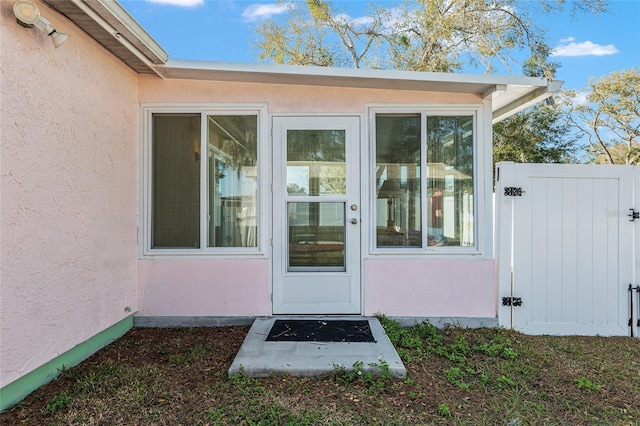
139,103,269,258
366,104,492,258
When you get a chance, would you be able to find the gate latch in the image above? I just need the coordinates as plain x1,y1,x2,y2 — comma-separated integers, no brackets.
502,297,523,307
629,209,639,222
504,187,524,197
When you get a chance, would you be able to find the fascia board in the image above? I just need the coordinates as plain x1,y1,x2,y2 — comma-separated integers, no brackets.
155,60,559,118
492,80,563,123
89,0,168,64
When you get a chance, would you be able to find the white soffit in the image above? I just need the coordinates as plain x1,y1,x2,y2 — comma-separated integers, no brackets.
43,0,168,74
155,60,562,122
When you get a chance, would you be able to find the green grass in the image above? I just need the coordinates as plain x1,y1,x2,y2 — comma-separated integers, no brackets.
2,321,639,425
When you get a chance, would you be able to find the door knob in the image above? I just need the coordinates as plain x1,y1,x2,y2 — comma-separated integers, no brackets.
350,218,358,224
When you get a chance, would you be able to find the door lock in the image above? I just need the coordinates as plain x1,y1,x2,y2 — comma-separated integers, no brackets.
350,218,358,224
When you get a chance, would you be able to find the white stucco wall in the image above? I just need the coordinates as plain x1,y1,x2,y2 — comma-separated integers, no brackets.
0,1,138,387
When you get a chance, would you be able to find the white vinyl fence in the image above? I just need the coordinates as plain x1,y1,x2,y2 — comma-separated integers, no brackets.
496,162,639,336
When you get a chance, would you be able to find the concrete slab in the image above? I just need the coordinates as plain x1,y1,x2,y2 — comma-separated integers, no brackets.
228,316,406,379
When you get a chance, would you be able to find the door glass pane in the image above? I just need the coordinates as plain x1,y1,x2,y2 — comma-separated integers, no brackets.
207,115,258,247
288,202,345,271
152,114,201,248
427,116,474,247
375,114,422,247
287,130,346,196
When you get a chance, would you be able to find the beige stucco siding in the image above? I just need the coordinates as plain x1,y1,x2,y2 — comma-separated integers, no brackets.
1,0,138,387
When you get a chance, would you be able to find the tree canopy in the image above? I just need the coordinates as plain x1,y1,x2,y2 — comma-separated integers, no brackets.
563,68,640,165
254,0,609,167
493,103,580,164
255,0,606,76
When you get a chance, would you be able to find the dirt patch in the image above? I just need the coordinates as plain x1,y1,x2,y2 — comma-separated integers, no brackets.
2,321,639,425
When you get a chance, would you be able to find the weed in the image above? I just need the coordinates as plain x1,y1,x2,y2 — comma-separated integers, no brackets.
43,391,71,415
475,339,518,360
575,377,602,392
167,352,188,366
497,374,516,389
480,371,492,388
333,361,364,385
445,367,470,390
437,403,451,418
333,360,392,393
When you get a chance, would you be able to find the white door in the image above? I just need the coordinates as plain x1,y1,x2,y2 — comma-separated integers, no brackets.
272,116,361,314
497,163,637,336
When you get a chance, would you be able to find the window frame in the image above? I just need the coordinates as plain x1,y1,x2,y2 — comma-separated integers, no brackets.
140,104,269,258
367,104,490,257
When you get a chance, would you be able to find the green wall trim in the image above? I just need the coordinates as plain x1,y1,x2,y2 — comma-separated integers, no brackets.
0,316,133,412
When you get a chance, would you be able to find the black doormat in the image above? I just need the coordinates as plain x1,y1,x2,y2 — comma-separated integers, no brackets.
266,320,375,342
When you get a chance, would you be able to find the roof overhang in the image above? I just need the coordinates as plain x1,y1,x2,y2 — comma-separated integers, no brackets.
156,60,562,122
43,0,168,75
42,0,560,121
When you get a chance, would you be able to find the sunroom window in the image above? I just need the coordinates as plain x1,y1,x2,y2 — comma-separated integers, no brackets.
151,113,258,250
375,113,475,249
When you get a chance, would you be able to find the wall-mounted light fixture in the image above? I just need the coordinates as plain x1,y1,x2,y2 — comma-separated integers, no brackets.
378,179,403,230
13,0,69,48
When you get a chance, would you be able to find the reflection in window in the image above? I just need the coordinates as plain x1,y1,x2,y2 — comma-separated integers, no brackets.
427,116,474,247
286,130,346,196
375,114,422,247
151,113,259,249
207,116,258,247
375,113,474,248
288,202,345,270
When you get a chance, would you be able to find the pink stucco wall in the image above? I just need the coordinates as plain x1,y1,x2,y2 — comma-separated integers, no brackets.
1,1,138,387
137,259,270,316
363,259,496,318
137,78,494,319
137,76,478,112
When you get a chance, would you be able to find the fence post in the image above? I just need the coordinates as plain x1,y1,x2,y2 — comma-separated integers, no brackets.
635,166,640,337
495,162,515,329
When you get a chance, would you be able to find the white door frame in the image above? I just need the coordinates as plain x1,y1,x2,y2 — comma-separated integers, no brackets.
271,116,362,314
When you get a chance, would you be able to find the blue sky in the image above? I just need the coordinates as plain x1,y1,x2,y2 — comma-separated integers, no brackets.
119,0,639,91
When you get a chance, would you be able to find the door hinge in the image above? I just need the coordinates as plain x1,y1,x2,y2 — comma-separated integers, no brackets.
629,209,639,222
502,296,523,307
504,187,524,197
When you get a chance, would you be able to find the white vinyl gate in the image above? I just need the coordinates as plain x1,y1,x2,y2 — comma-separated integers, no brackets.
496,162,640,336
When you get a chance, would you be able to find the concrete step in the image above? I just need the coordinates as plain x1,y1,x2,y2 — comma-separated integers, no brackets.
228,316,406,379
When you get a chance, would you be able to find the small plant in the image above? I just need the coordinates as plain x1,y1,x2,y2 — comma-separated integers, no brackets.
437,403,451,418
43,392,71,415
333,360,392,393
497,374,516,389
333,360,364,385
475,340,517,360
575,376,602,392
502,347,518,360
480,371,492,388
445,366,470,390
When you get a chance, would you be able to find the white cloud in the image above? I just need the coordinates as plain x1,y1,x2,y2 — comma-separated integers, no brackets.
333,13,374,27
552,37,619,57
242,3,290,22
570,91,590,107
146,0,203,6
